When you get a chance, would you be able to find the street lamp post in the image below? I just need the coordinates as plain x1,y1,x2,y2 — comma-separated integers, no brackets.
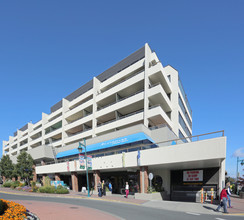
78,139,90,197
236,157,244,195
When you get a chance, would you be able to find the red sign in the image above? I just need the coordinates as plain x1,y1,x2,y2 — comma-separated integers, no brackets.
183,170,203,182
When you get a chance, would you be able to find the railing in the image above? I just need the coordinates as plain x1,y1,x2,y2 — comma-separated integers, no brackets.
149,104,161,110
65,112,92,126
36,130,225,167
100,69,144,94
98,89,144,111
97,109,144,127
149,82,161,88
67,127,92,137
178,78,192,117
67,96,93,112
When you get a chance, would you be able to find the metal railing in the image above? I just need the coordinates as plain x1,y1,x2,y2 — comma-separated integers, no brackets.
100,69,144,94
97,109,143,127
178,78,192,116
97,89,144,111
65,112,92,126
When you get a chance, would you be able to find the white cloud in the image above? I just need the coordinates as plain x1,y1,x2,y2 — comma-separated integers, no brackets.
233,147,244,157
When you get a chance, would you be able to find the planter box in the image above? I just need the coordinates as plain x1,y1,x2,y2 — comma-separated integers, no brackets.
135,192,166,200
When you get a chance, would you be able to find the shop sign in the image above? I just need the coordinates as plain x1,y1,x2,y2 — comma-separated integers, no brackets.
79,154,92,170
87,155,92,170
79,155,85,169
183,170,203,182
51,181,64,188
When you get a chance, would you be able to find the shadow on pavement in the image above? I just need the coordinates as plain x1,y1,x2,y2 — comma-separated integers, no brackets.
203,205,216,211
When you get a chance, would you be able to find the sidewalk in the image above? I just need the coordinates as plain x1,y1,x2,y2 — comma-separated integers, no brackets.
1,187,244,217
143,196,244,216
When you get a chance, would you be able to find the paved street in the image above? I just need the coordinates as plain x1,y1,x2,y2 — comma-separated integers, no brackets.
0,190,243,220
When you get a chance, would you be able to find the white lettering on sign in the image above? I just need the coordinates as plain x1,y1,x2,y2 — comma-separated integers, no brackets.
101,138,128,147
183,170,203,182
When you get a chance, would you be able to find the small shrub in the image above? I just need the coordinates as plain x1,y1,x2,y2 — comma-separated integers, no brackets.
32,186,39,192
10,181,20,189
38,186,56,193
3,182,12,188
55,186,69,194
38,185,69,194
31,181,36,188
44,176,51,187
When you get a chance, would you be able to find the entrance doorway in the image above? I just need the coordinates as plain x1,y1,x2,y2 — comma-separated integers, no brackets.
101,171,139,195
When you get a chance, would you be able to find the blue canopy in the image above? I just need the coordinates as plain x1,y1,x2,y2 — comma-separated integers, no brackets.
56,132,154,159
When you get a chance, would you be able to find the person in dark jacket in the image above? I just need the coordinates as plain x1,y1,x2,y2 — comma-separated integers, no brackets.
215,186,228,213
102,180,106,196
97,181,102,197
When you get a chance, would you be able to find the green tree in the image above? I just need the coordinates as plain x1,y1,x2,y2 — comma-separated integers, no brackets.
16,151,34,186
0,155,14,180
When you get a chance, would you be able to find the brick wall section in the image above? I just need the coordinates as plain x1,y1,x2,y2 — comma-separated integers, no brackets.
140,166,148,193
71,172,78,192
93,170,101,191
144,166,148,193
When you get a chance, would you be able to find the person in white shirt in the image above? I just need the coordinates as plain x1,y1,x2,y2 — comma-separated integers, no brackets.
125,182,129,198
226,182,233,208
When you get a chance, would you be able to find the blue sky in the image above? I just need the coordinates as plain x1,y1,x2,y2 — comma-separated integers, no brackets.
0,0,243,178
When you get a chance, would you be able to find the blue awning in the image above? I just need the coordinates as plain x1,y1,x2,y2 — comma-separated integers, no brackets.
56,132,154,159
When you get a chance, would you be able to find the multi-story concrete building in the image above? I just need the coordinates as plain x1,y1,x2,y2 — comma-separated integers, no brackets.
2,44,226,201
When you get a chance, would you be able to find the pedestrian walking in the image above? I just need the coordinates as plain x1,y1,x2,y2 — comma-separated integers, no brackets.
97,181,102,197
215,185,229,213
108,182,112,192
125,182,129,198
226,182,233,208
102,180,106,196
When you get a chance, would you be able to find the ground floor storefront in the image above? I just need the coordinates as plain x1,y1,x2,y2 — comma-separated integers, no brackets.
37,165,222,202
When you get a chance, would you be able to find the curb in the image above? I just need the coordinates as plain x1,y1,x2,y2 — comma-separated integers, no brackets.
0,190,142,206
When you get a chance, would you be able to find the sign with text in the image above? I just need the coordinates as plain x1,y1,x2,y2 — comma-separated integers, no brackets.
183,170,203,182
79,154,92,169
87,155,92,170
79,154,85,169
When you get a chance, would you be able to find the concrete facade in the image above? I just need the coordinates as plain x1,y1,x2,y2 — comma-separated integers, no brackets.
2,44,226,201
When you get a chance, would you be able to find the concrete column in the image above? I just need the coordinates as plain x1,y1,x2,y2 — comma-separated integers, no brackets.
55,173,61,181
93,170,101,191
32,165,37,182
71,172,78,192
140,166,148,193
